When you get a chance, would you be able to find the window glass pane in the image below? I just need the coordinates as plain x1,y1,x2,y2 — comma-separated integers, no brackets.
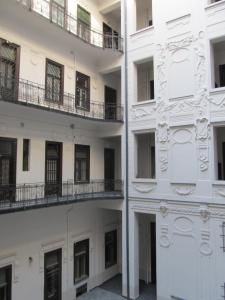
23,139,30,172
1,44,16,61
75,145,89,182
77,6,90,25
74,239,89,283
47,63,61,78
54,0,64,7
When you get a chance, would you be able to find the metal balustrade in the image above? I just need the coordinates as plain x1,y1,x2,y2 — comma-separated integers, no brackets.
0,76,123,122
0,180,123,214
17,0,123,52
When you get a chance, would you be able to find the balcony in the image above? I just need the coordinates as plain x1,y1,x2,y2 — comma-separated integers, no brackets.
0,180,123,214
16,0,123,52
0,76,123,122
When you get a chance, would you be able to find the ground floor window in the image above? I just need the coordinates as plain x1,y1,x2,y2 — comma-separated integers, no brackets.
44,249,62,300
74,239,89,284
105,230,117,269
0,265,12,300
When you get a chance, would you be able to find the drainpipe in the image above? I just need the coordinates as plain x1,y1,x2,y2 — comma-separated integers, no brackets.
66,205,74,296
124,0,130,298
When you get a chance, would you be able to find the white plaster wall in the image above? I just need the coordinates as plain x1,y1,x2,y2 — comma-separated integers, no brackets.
0,25,121,107
0,203,122,300
0,114,121,184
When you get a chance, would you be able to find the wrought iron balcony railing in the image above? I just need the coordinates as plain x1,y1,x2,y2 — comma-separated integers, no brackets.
0,180,123,214
17,0,123,52
0,76,123,122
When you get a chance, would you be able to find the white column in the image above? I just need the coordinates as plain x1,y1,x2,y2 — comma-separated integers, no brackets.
129,210,139,299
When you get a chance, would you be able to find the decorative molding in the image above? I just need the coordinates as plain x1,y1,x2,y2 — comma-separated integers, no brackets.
157,122,170,143
39,238,66,273
160,201,169,217
172,183,195,196
200,205,210,222
131,201,225,219
174,216,193,233
133,182,156,193
156,44,167,101
195,118,209,141
172,128,193,144
0,253,19,283
200,230,213,256
160,225,170,248
199,145,209,172
159,148,169,172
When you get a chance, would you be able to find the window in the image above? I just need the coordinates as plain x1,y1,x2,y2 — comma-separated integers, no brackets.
214,127,225,180
77,5,91,42
0,38,20,101
222,222,225,251
76,284,87,297
22,139,30,171
211,40,225,89
75,145,90,183
136,60,154,102
103,23,119,50
45,59,64,103
0,265,12,300
50,0,65,27
136,0,153,31
76,72,90,111
74,239,89,284
105,230,117,269
136,132,156,179
44,249,62,300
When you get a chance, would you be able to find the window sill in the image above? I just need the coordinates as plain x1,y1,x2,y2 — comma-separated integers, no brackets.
209,87,225,95
132,99,156,107
130,25,154,37
133,178,157,184
212,180,225,186
205,0,225,10
74,277,89,287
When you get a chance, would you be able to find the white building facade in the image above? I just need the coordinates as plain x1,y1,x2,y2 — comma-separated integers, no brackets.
1,0,225,300
127,0,225,300
0,0,125,299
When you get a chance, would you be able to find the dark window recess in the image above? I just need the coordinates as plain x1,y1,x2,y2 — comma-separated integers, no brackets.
105,86,117,121
75,145,90,183
150,80,154,100
0,38,20,101
77,5,91,43
23,139,30,171
149,19,153,26
74,239,89,284
76,284,87,297
76,72,90,111
151,146,156,179
45,142,62,197
0,138,17,202
219,64,225,88
45,59,64,103
105,230,117,269
0,265,12,300
44,249,62,300
103,23,119,50
222,222,225,251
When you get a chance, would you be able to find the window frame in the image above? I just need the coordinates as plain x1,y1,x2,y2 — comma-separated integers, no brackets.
74,144,90,183
45,58,64,104
0,265,12,300
105,229,117,269
75,71,90,111
22,139,30,172
74,239,89,284
0,38,20,101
